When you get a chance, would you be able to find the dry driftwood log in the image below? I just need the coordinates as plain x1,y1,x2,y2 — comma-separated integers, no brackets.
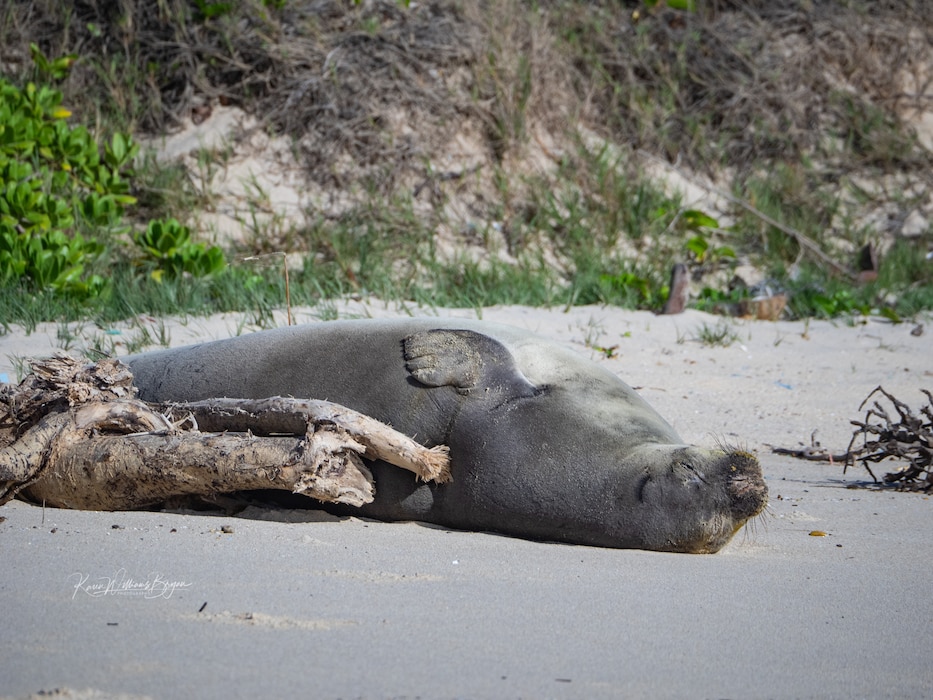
0,355,450,510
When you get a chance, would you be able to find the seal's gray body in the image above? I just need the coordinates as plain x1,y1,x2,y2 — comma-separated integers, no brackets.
127,319,766,552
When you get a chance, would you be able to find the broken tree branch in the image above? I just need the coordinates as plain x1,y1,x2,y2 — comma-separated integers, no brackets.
0,355,451,511
773,386,933,490
159,397,451,484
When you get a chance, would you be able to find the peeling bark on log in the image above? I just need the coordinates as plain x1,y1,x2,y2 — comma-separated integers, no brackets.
18,405,372,509
0,355,450,511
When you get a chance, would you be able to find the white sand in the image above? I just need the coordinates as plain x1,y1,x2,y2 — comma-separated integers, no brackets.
2,303,931,699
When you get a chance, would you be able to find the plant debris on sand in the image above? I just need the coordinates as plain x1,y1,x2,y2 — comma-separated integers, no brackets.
845,386,933,491
774,385,933,491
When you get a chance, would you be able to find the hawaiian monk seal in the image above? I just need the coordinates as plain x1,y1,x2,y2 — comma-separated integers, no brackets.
126,319,767,553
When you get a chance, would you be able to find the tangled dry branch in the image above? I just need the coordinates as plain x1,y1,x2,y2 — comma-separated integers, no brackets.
845,386,933,491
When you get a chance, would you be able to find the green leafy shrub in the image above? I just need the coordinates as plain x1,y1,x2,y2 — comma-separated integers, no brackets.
0,47,138,297
680,210,735,265
593,270,660,307
134,218,225,281
787,286,872,319
0,222,105,297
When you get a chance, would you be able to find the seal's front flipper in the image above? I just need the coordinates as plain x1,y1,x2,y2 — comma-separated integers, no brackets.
403,329,539,400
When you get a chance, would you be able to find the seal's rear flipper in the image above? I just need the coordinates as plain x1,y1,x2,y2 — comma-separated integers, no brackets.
403,329,539,399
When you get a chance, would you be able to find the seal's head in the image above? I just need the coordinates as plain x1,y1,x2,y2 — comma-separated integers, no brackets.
610,446,768,553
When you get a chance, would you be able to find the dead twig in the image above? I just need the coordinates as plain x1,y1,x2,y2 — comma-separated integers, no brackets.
771,446,850,463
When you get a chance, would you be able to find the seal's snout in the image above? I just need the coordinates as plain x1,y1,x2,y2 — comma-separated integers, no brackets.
724,451,768,520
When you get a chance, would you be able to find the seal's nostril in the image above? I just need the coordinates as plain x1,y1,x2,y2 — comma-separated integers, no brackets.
729,472,769,519
717,450,769,520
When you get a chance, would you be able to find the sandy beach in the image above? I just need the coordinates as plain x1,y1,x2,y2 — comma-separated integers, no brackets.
2,303,931,699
